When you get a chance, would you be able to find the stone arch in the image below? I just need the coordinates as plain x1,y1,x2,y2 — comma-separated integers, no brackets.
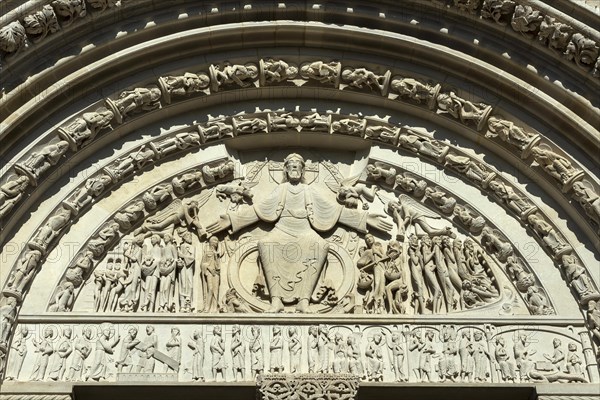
1,1,599,398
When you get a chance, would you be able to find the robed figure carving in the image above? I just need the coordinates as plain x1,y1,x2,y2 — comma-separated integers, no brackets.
207,153,392,312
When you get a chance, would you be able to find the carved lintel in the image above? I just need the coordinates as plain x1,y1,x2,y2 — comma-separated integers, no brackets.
257,373,359,400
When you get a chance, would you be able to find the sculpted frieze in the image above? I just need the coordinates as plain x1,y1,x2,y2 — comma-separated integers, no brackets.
341,67,391,95
4,322,594,385
259,59,298,85
158,72,210,104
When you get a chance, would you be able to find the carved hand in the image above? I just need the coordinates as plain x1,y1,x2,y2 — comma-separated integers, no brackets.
206,214,232,235
367,213,394,232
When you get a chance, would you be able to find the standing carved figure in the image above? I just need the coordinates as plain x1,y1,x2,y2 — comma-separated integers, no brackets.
135,325,157,373
318,326,331,373
472,331,491,382
269,327,284,372
5,326,29,380
177,231,196,312
561,253,599,302
187,329,205,381
365,332,385,381
250,326,264,377
231,325,245,380
165,328,181,373
417,330,437,382
89,325,120,381
5,249,42,296
0,176,29,219
210,326,225,381
58,108,113,150
201,236,223,313
495,337,516,382
332,332,348,373
439,326,458,382
157,234,177,312
459,330,475,383
347,334,364,377
29,206,72,253
65,327,92,381
288,327,302,373
389,332,407,382
0,297,18,347
513,334,536,382
30,327,54,381
308,326,319,373
106,87,161,123
115,327,139,373
48,327,73,381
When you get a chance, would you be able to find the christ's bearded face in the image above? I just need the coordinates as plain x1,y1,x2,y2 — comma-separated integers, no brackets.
285,158,304,182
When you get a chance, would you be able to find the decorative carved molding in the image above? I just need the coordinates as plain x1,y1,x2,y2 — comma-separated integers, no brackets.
258,373,360,400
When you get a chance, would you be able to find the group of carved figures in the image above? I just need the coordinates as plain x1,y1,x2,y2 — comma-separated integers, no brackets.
2,324,591,384
356,233,501,315
90,231,223,314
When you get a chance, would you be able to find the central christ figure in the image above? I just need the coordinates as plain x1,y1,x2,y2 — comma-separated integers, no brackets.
207,153,392,312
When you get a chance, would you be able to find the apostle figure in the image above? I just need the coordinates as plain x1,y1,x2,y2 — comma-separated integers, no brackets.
207,153,392,312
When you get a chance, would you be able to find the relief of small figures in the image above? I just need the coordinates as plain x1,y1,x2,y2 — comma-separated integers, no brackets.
330,117,365,136
202,160,235,183
62,174,112,216
57,108,114,151
288,327,302,374
494,336,517,382
560,253,600,303
158,72,210,103
198,116,234,142
0,176,29,220
259,59,298,85
527,214,572,258
488,179,537,220
530,145,583,191
4,249,42,298
28,206,72,254
250,326,264,378
210,63,258,91
299,61,341,86
341,67,391,95
436,91,492,131
15,141,69,186
453,204,485,234
390,77,440,109
366,163,396,186
571,180,600,232
438,326,459,382
444,153,496,188
105,87,162,123
394,172,427,198
398,129,449,162
486,116,540,155
0,298,18,349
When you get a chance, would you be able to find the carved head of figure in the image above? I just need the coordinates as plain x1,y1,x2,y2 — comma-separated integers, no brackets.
209,236,219,249
473,331,483,341
568,342,577,352
171,327,180,338
364,233,375,248
309,326,318,337
150,234,161,246
83,327,93,340
373,332,383,344
425,330,435,341
213,326,222,336
63,327,72,339
44,326,54,339
146,325,154,335
552,338,561,348
182,231,193,244
163,233,173,244
496,337,505,347
128,326,138,338
251,326,261,338
284,153,305,183
232,325,240,336
386,240,402,259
